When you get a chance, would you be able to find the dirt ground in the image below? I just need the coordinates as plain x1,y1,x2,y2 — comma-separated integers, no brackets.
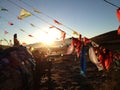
39,54,120,90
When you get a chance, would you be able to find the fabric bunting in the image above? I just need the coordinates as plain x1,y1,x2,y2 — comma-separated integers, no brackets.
116,8,120,22
18,9,32,19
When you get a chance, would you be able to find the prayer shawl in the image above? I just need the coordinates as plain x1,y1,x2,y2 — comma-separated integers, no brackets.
88,46,103,71
80,44,86,76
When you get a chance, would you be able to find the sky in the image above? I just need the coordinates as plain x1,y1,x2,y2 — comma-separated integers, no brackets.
0,0,120,45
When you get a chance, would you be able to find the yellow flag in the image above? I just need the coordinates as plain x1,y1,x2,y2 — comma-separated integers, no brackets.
73,30,79,36
18,9,32,19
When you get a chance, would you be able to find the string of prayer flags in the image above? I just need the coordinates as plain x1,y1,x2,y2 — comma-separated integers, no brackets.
116,8,120,22
18,9,32,19
53,20,62,25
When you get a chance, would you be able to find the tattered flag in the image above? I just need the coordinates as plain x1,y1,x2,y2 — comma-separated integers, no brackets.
28,34,33,37
116,8,120,22
117,25,120,35
0,7,8,11
53,20,62,25
73,30,79,36
4,30,9,34
8,21,14,26
18,9,32,19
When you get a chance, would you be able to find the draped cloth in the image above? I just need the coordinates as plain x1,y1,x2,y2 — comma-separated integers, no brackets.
88,46,103,71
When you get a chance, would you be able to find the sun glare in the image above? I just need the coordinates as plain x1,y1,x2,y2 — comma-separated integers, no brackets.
38,28,61,45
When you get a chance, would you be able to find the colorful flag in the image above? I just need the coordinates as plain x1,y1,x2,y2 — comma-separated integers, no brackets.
20,29,25,32
118,25,120,35
4,30,9,34
53,20,62,25
28,34,33,37
33,8,41,13
18,9,32,19
116,8,120,22
80,44,86,77
61,31,66,43
0,7,8,11
66,44,74,54
73,30,79,36
30,23,35,27
49,25,55,28
88,46,103,71
8,21,14,26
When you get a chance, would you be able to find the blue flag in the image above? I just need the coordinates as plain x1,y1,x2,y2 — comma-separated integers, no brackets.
80,44,86,76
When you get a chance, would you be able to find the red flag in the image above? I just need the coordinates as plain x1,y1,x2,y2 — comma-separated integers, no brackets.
53,20,62,25
8,21,14,26
28,34,33,37
116,8,120,22
61,31,66,43
4,30,9,34
118,25,120,35
49,25,55,28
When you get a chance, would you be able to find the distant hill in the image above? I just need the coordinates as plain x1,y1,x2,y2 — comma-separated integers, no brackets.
90,30,120,51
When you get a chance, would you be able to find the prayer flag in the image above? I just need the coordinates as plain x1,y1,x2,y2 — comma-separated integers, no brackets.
116,8,120,22
8,22,14,26
18,9,32,19
73,30,79,36
61,31,66,43
66,44,74,54
33,8,41,13
53,20,62,25
80,44,86,77
118,25,120,35
49,25,55,28
20,29,25,32
89,46,103,71
28,34,33,37
0,7,8,11
4,30,9,34
30,23,35,27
